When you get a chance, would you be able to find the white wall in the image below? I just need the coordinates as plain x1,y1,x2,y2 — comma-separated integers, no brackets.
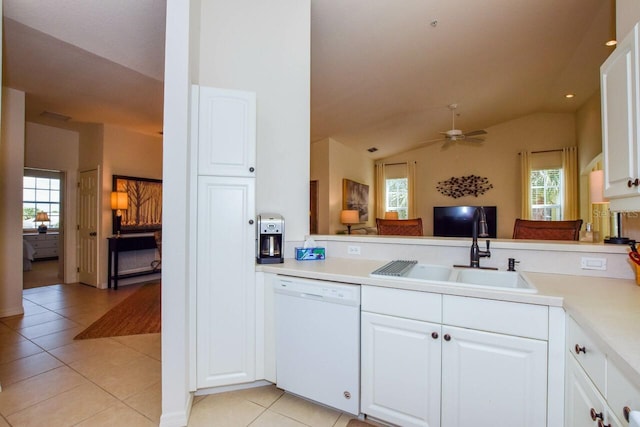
0,88,25,317
310,139,330,234
197,0,311,242
161,0,311,424
311,137,375,234
617,0,640,41
381,112,576,238
25,122,80,283
99,124,163,288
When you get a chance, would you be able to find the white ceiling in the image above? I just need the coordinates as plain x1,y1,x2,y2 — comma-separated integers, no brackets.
3,1,614,156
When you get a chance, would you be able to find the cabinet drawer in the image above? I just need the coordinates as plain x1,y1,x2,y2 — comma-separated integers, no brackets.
361,286,441,323
608,361,640,424
442,295,548,340
30,240,58,249
567,316,606,394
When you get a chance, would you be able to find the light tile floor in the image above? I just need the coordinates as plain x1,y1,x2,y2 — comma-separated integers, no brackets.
0,283,364,427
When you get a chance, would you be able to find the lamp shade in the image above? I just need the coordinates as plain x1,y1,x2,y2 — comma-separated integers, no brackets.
589,170,608,204
34,212,50,222
384,211,399,220
110,191,129,210
340,209,360,225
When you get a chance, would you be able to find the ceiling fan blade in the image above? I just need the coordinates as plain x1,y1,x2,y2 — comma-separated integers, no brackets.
463,129,487,137
413,137,446,148
463,137,485,143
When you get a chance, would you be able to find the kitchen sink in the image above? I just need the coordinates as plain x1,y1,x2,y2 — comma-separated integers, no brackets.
403,264,453,281
370,261,537,293
453,268,537,293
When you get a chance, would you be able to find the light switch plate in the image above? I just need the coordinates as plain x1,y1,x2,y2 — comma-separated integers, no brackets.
580,257,607,270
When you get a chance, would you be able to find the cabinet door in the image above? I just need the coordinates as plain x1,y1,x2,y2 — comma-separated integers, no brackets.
196,176,256,388
566,355,624,427
441,325,547,427
601,23,640,199
361,312,441,427
196,86,257,177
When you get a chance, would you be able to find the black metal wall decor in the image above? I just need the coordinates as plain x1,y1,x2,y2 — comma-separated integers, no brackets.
436,174,493,198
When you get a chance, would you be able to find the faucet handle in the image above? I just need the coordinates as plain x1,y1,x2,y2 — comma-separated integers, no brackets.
485,239,491,251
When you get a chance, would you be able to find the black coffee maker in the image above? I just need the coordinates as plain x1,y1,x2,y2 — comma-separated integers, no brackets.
256,214,284,264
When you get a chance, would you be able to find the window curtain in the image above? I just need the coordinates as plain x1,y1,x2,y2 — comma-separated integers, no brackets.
562,146,579,220
374,162,387,219
375,161,416,218
519,151,532,219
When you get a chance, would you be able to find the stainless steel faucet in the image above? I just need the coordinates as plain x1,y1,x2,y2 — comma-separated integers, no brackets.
470,206,491,268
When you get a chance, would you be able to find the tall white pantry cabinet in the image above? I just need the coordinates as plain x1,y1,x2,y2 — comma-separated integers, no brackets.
193,86,257,389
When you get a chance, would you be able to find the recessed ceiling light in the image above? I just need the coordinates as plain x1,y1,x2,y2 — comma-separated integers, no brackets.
565,93,575,99
605,40,617,47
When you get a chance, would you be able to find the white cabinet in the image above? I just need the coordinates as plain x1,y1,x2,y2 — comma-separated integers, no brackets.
361,286,552,427
193,85,257,389
566,315,640,427
196,176,256,388
196,86,257,178
361,312,441,427
566,355,622,427
440,325,547,427
23,233,59,259
601,23,640,202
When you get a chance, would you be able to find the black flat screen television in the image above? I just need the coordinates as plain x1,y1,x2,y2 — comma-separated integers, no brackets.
433,206,497,238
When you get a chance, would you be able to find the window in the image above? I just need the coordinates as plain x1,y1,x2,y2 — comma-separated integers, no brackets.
23,174,61,230
530,168,562,220
385,178,408,219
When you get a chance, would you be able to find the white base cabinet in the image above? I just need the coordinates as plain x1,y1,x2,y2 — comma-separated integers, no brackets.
565,315,640,427
361,286,553,427
440,325,547,427
361,312,441,427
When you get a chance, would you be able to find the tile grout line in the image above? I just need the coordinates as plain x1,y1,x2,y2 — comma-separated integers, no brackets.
0,291,159,425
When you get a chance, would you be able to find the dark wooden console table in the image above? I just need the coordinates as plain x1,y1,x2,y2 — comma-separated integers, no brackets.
107,235,159,289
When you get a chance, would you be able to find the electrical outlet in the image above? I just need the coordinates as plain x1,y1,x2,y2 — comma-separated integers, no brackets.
581,257,607,271
347,245,361,255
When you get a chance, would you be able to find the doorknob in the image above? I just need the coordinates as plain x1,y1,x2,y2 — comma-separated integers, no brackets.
89,232,97,237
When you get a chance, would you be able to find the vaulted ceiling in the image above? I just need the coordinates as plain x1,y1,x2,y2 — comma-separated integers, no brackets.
3,0,614,157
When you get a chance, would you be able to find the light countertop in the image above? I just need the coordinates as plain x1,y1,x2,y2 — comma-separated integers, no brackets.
259,258,640,388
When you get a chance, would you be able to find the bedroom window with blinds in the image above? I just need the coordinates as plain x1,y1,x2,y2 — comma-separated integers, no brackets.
23,169,61,231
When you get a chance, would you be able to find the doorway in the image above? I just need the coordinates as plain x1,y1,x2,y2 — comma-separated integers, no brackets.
22,168,65,288
310,180,318,234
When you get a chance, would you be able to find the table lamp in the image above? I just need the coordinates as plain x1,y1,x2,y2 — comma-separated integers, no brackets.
35,212,50,233
341,210,359,234
384,211,399,219
111,191,129,236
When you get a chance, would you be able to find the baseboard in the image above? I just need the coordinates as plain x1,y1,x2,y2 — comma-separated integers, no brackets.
194,380,273,396
158,392,193,427
0,305,24,318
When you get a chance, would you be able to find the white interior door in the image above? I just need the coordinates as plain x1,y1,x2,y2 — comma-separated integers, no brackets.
78,169,99,286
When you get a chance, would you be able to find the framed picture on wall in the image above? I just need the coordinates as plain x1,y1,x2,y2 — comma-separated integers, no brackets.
342,178,369,222
112,175,163,234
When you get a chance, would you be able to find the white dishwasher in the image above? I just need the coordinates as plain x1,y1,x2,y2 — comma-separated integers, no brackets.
274,276,360,415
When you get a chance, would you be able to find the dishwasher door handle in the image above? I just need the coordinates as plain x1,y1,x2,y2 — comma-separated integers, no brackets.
299,292,324,300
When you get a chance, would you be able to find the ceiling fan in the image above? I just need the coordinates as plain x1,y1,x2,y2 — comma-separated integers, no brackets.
421,104,487,146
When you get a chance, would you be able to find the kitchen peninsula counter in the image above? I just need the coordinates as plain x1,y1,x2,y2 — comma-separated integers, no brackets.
259,257,640,390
